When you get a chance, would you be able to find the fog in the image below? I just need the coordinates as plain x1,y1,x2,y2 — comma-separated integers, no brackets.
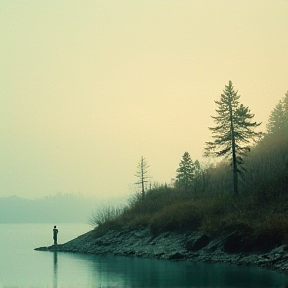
0,193,128,223
1,0,287,199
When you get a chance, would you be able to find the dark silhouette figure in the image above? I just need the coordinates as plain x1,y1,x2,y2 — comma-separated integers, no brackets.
53,225,58,245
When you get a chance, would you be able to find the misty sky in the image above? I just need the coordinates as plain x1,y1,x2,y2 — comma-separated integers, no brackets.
1,0,287,199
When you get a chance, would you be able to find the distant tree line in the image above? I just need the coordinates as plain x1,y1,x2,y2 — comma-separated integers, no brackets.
0,193,127,223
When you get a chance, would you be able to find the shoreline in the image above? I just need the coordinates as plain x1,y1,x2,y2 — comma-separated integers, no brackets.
35,227,288,274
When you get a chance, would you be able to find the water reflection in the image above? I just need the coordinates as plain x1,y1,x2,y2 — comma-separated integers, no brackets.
53,251,58,288
63,253,288,288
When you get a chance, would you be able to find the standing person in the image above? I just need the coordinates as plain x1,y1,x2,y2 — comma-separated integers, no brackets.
53,225,58,245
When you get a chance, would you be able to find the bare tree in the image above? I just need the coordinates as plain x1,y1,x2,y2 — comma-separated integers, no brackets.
135,156,150,200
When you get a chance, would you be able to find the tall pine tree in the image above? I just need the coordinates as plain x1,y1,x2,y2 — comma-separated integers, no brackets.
205,81,261,196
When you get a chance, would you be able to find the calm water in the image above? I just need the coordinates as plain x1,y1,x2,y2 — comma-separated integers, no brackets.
1,223,288,288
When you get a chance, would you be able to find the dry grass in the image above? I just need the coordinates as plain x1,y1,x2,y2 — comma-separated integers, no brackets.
91,168,288,241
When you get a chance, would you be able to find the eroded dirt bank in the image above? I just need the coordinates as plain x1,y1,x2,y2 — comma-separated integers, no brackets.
35,227,288,273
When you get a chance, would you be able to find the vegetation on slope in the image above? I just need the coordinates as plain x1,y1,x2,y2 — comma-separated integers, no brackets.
90,89,288,246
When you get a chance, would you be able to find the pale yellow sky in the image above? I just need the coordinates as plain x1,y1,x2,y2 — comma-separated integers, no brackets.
1,0,287,198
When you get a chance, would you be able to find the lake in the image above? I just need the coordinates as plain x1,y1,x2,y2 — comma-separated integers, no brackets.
1,223,288,288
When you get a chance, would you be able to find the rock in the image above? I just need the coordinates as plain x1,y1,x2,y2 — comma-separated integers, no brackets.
253,232,283,252
34,227,288,274
34,246,48,251
223,231,253,253
168,252,185,260
185,233,210,252
269,245,287,255
34,244,64,252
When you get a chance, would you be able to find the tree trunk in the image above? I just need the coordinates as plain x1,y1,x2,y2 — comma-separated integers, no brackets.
141,157,145,200
228,94,239,197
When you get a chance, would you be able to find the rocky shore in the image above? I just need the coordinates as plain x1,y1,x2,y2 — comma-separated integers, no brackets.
35,227,288,274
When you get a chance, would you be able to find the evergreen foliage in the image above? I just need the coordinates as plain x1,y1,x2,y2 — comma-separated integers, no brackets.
175,152,195,192
204,81,261,196
267,91,288,135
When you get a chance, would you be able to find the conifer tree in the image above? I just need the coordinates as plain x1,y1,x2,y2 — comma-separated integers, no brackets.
205,81,261,196
175,152,195,192
267,91,288,135
283,91,288,113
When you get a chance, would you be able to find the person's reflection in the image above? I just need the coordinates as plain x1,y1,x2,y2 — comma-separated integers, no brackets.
53,251,58,288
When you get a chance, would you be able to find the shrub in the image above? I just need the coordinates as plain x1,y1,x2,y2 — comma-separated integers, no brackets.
149,199,214,234
89,205,126,227
254,213,288,240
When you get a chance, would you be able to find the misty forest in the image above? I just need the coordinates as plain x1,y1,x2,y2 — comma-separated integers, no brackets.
90,81,288,248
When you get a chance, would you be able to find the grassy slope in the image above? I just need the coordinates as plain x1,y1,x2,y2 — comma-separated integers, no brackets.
91,132,288,249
